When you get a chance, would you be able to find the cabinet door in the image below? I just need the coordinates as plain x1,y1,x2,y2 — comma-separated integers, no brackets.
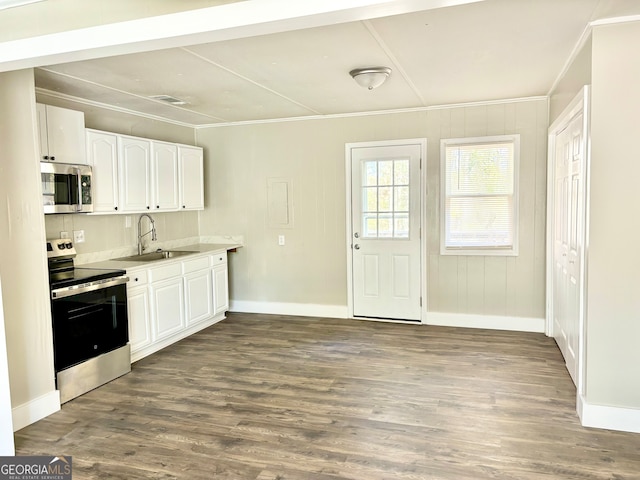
151,141,179,211
39,104,87,164
212,262,229,315
86,130,119,213
178,146,204,210
184,270,213,326
152,277,185,341
127,286,152,353
119,136,151,212
36,103,49,161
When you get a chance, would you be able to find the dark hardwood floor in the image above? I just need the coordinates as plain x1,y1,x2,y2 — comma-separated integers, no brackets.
15,313,640,479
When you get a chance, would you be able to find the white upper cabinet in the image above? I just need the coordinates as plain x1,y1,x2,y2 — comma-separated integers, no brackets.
118,136,151,212
86,129,120,213
178,145,204,210
37,103,87,164
151,141,179,211
85,128,204,214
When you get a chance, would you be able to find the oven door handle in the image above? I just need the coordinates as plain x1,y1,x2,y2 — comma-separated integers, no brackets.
51,275,130,299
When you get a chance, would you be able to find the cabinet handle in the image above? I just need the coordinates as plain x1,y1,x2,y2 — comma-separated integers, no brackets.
182,205,186,209
50,156,55,161
135,277,139,282
43,155,49,160
156,205,160,209
146,206,150,210
114,206,118,211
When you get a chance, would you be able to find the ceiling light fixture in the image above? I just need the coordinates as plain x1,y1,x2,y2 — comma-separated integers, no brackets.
349,66,392,90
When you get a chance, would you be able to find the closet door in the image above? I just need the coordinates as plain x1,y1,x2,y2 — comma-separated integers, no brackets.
549,88,589,389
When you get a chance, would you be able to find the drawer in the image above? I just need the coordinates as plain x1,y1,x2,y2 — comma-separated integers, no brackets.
182,255,210,274
148,262,182,283
127,269,148,287
211,252,227,266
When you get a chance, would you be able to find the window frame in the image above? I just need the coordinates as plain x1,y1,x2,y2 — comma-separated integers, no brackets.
440,134,520,256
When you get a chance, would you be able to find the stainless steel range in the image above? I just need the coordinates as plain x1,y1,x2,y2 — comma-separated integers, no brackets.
47,239,131,403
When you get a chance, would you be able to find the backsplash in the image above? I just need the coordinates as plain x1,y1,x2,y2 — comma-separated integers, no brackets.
45,211,200,259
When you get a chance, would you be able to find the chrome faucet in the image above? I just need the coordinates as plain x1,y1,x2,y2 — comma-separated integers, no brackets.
137,213,157,255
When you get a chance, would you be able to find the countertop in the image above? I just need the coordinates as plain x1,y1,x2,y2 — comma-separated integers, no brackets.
79,243,241,271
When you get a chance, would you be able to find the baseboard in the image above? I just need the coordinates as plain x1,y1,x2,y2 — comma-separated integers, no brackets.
12,390,61,432
578,394,640,433
425,312,545,333
230,300,348,319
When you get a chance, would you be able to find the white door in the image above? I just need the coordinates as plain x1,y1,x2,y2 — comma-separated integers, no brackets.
552,109,585,386
350,143,422,321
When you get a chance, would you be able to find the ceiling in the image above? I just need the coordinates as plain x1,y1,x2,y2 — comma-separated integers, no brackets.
27,0,637,127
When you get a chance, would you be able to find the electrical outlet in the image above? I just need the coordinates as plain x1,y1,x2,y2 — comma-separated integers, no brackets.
60,231,69,239
73,230,85,243
278,235,285,246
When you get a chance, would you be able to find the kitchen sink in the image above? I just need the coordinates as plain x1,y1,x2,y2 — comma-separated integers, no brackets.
115,250,197,262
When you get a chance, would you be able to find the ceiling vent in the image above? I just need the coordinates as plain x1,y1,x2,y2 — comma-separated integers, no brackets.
149,95,188,106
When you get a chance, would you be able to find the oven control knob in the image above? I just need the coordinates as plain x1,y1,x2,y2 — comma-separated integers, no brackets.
58,243,66,249
65,242,73,249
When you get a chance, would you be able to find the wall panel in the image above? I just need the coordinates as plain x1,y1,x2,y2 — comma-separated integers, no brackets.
198,98,548,322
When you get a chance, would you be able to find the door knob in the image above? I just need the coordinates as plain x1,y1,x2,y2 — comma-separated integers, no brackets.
354,244,360,250
354,232,360,238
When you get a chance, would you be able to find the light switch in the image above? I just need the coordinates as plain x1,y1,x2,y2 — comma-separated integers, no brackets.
60,231,69,239
278,235,285,246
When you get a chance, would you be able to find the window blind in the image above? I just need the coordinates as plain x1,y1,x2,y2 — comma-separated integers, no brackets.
441,136,518,254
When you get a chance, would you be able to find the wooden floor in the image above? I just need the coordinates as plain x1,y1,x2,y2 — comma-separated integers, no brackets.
15,313,640,479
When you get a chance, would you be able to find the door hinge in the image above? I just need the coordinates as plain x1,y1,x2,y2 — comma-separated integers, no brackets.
420,297,422,307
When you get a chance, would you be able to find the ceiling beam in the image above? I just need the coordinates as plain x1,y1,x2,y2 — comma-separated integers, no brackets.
0,0,483,72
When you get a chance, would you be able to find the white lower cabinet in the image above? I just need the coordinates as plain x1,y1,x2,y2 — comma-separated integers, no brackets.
212,253,229,315
126,250,229,362
152,277,185,341
126,270,151,353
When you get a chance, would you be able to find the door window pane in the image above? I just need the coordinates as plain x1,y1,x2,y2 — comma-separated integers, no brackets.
360,158,411,239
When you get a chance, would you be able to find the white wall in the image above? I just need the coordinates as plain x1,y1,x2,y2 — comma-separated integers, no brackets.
587,21,640,409
0,278,14,454
197,98,548,322
549,35,592,124
0,69,59,430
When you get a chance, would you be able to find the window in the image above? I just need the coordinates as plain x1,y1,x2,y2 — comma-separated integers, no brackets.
440,135,519,256
361,158,410,239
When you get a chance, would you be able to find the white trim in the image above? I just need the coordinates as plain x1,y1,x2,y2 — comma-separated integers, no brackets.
426,312,545,333
230,300,349,319
578,394,640,434
546,86,590,396
590,14,640,27
36,88,201,129
197,96,547,129
344,138,427,323
439,134,520,257
547,25,592,97
11,390,60,432
36,84,548,130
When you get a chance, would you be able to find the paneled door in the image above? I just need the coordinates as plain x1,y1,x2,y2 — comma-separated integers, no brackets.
349,142,422,321
550,89,588,388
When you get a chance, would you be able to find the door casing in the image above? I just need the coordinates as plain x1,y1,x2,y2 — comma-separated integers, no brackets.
546,86,591,396
345,138,427,323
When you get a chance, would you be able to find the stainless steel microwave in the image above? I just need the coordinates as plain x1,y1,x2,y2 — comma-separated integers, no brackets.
41,162,93,214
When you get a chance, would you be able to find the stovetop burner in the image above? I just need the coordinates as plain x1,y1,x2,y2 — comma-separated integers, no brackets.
47,239,126,289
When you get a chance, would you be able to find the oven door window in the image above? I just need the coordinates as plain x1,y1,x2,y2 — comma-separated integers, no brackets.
51,284,128,372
